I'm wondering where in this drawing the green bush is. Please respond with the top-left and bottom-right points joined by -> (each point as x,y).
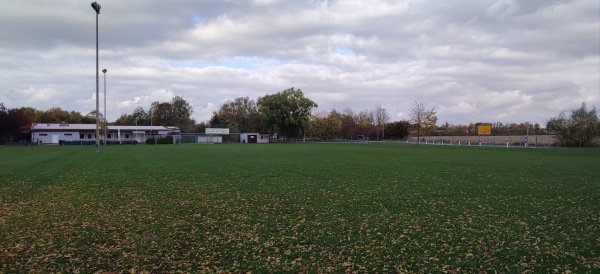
146,136 -> 173,145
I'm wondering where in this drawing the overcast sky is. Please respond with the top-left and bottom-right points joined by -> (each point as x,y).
0,0 -> 598,125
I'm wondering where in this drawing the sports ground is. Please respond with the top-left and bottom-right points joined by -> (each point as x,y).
1,143 -> 598,272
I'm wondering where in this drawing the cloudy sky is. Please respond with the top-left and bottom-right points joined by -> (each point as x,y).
0,0 -> 598,125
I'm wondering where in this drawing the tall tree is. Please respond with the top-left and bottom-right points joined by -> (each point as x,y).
216,97 -> 260,133
0,105 -> 32,144
68,111 -> 84,123
351,109 -> 377,139
374,106 -> 390,141
114,107 -> 148,125
208,111 -> 229,128
0,103 -> 7,144
19,107 -> 43,122
385,120 -> 411,140
40,107 -> 70,123
113,96 -> 194,131
329,108 -> 356,139
424,110 -> 438,135
149,96 -> 195,131
85,110 -> 104,123
548,103 -> 600,147
309,111 -> 342,140
408,101 -> 437,143
132,106 -> 150,125
153,102 -> 172,126
170,95 -> 194,131
338,108 -> 356,139
115,113 -> 133,125
355,110 -> 374,128
258,87 -> 318,137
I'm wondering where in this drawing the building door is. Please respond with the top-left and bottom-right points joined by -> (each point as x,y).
248,134 -> 257,143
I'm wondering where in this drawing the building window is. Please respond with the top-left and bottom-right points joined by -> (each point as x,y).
107,133 -> 112,139
88,134 -> 92,139
125,133 -> 129,139
80,134 -> 84,139
40,134 -> 47,136
65,133 -> 72,136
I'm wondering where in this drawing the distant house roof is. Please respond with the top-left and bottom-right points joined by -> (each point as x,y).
32,123 -> 96,130
109,125 -> 173,131
31,123 -> 179,132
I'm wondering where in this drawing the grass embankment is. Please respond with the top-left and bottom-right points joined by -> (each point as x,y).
1,144 -> 598,272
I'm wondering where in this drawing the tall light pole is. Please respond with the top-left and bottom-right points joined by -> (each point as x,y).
151,108 -> 156,145
91,2 -> 101,152
102,68 -> 107,146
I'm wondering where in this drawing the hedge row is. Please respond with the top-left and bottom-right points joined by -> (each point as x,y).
145,136 -> 173,145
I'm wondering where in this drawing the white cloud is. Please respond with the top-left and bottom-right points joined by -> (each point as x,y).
194,102 -> 220,123
18,87 -> 60,107
252,0 -> 279,6
117,89 -> 175,110
0,0 -> 597,126
485,90 -> 532,109
438,102 -> 478,117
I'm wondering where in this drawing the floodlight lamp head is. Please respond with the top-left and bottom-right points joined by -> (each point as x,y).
102,69 -> 107,73
91,2 -> 101,14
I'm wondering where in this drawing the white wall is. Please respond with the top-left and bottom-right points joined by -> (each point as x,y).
197,136 -> 222,143
257,134 -> 269,144
33,131 -> 81,144
240,133 -> 269,144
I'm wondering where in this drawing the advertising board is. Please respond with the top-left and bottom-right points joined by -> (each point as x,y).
205,128 -> 230,135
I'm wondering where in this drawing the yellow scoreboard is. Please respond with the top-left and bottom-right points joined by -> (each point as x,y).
477,123 -> 492,135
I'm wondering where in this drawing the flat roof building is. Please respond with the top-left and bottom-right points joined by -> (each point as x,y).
31,123 -> 180,144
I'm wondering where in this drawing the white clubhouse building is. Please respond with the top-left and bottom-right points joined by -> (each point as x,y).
31,123 -> 180,144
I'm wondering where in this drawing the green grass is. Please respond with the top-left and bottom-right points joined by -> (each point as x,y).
1,143 -> 599,272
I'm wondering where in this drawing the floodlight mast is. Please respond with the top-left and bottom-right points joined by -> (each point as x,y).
92,2 -> 101,152
102,68 -> 107,146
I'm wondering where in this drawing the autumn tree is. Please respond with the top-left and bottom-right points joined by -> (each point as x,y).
374,106 -> 390,141
336,108 -> 356,139
0,103 -> 32,144
258,87 -> 318,138
115,107 -> 151,126
115,113 -> 133,125
355,110 -> 374,128
385,120 -> 411,140
114,96 -> 194,131
408,101 -> 437,143
19,107 -> 43,122
68,111 -> 84,123
212,97 -> 261,133
548,103 -> 600,147
0,103 -> 8,144
39,107 -> 70,123
85,110 -> 105,123
16,106 -> 92,124
152,102 -> 173,126
309,111 -> 343,140
195,121 -> 210,133
149,96 -> 195,131
6,115 -> 26,142
169,95 -> 195,131
208,111 -> 229,128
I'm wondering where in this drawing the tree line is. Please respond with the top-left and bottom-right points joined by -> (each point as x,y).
0,103 -> 101,144
114,95 -> 195,132
1,88 -> 598,146
207,88 -> 412,141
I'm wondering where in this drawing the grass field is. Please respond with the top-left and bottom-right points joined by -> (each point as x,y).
1,143 -> 599,273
